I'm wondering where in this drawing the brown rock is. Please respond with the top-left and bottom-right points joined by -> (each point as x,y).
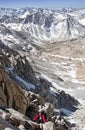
0,69 -> 28,114
10,115 -> 26,126
0,86 -> 7,106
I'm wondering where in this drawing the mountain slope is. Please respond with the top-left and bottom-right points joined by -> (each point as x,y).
0,43 -> 80,130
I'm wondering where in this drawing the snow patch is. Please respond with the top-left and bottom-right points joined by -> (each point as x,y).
50,87 -> 57,97
40,73 -> 52,82
15,76 -> 35,90
69,69 -> 76,78
77,87 -> 85,90
6,66 -> 14,71
68,118 -> 76,124
60,108 -> 73,116
40,73 -> 63,90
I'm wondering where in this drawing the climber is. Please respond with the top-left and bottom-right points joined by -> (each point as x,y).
33,111 -> 47,124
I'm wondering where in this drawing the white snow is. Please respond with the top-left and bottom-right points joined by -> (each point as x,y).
60,108 -> 73,116
6,23 -> 23,31
19,11 -> 30,18
77,87 -> 85,90
68,118 -> 76,124
79,19 -> 85,26
68,68 -> 76,79
52,82 -> 63,90
47,53 -> 85,61
40,73 -> 52,82
27,44 -> 36,53
0,7 -> 85,43
40,73 -> 64,90
50,87 -> 57,96
15,76 -> 35,90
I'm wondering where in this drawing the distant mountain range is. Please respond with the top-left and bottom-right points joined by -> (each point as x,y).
0,7 -> 85,46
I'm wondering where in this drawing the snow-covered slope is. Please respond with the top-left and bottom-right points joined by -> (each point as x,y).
0,7 -> 85,43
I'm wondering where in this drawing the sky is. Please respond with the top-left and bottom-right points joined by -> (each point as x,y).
0,0 -> 85,9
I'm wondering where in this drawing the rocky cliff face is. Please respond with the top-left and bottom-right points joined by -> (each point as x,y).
14,56 -> 37,84
0,68 -> 28,114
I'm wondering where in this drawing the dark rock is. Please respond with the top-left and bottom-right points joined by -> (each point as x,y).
57,90 -> 79,111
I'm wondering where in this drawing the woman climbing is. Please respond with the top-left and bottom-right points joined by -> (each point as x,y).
33,111 -> 47,124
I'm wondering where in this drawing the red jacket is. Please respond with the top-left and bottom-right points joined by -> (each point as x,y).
33,113 -> 47,123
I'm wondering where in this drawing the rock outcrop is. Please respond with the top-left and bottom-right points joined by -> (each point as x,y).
14,56 -> 37,84
0,108 -> 41,130
57,90 -> 79,111
0,52 -> 11,68
0,69 -> 28,114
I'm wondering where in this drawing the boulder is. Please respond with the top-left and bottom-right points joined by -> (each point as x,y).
57,90 -> 79,111
4,108 -> 40,130
0,116 -> 19,130
9,115 -> 25,127
2,112 -> 10,120
42,122 -> 56,130
18,124 -> 25,130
